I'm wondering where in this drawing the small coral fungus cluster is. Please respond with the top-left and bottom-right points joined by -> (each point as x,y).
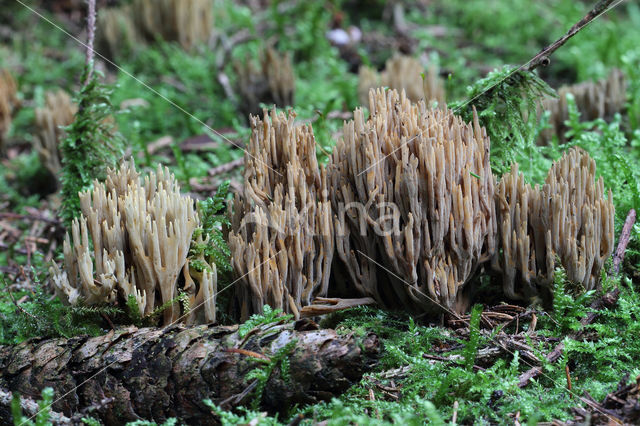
51,160 -> 215,326
96,0 -> 213,57
538,68 -> 626,143
358,54 -> 445,107
52,87 -> 616,325
34,90 -> 77,175
494,148 -> 615,303
0,69 -> 19,151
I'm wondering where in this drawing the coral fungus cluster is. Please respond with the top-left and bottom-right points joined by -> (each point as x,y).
328,88 -> 495,314
97,0 -> 213,56
539,68 -> 626,143
0,69 -> 19,151
50,160 -> 211,326
493,147 -> 615,301
229,109 -> 333,320
234,48 -> 296,121
34,90 -> 77,175
53,88 -> 616,323
358,54 -> 445,107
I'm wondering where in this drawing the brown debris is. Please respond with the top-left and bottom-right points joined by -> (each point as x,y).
357,54 -> 445,106
299,296 -> 377,317
0,69 -> 19,152
560,374 -> 640,425
50,160 -> 204,326
33,89 -> 77,175
539,68 -> 626,143
327,88 -> 495,315
234,47 -> 296,121
229,108 -> 333,321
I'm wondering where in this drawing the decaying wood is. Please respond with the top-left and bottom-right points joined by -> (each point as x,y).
0,321 -> 380,425
0,387 -> 72,425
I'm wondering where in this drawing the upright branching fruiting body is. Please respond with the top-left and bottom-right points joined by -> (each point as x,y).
357,54 -> 445,107
544,147 -> 615,289
96,6 -> 139,59
59,71 -> 123,228
539,68 -> 626,143
328,88 -> 495,315
97,0 -> 212,58
493,164 -> 554,301
0,69 -> 19,152
229,109 -> 334,321
51,160 -> 205,326
34,90 -> 77,176
234,47 -> 296,121
133,0 -> 213,49
494,147 -> 615,301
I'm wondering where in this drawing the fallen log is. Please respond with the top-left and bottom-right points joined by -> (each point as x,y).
0,320 -> 380,425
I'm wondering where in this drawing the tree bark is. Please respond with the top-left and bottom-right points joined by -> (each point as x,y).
0,320 -> 380,425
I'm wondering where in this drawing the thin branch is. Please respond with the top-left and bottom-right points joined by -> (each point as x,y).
610,209 -> 636,275
84,0 -> 97,84
525,0 -> 621,72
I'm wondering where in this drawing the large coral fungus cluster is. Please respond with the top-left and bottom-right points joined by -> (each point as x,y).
539,68 -> 626,143
0,69 -> 19,151
50,160 -> 216,326
494,147 -> 615,302
229,108 -> 333,321
327,88 -> 496,314
34,90 -> 77,175
357,54 -> 445,107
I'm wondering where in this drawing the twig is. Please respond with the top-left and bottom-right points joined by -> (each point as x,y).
299,297 -> 377,317
84,0 -> 97,84
208,158 -> 244,177
610,209 -> 636,275
565,364 -> 572,391
8,285 -> 38,321
525,0 -> 621,72
0,212 -> 60,225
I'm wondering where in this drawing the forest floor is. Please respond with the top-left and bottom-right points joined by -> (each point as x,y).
1,0 -> 640,424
